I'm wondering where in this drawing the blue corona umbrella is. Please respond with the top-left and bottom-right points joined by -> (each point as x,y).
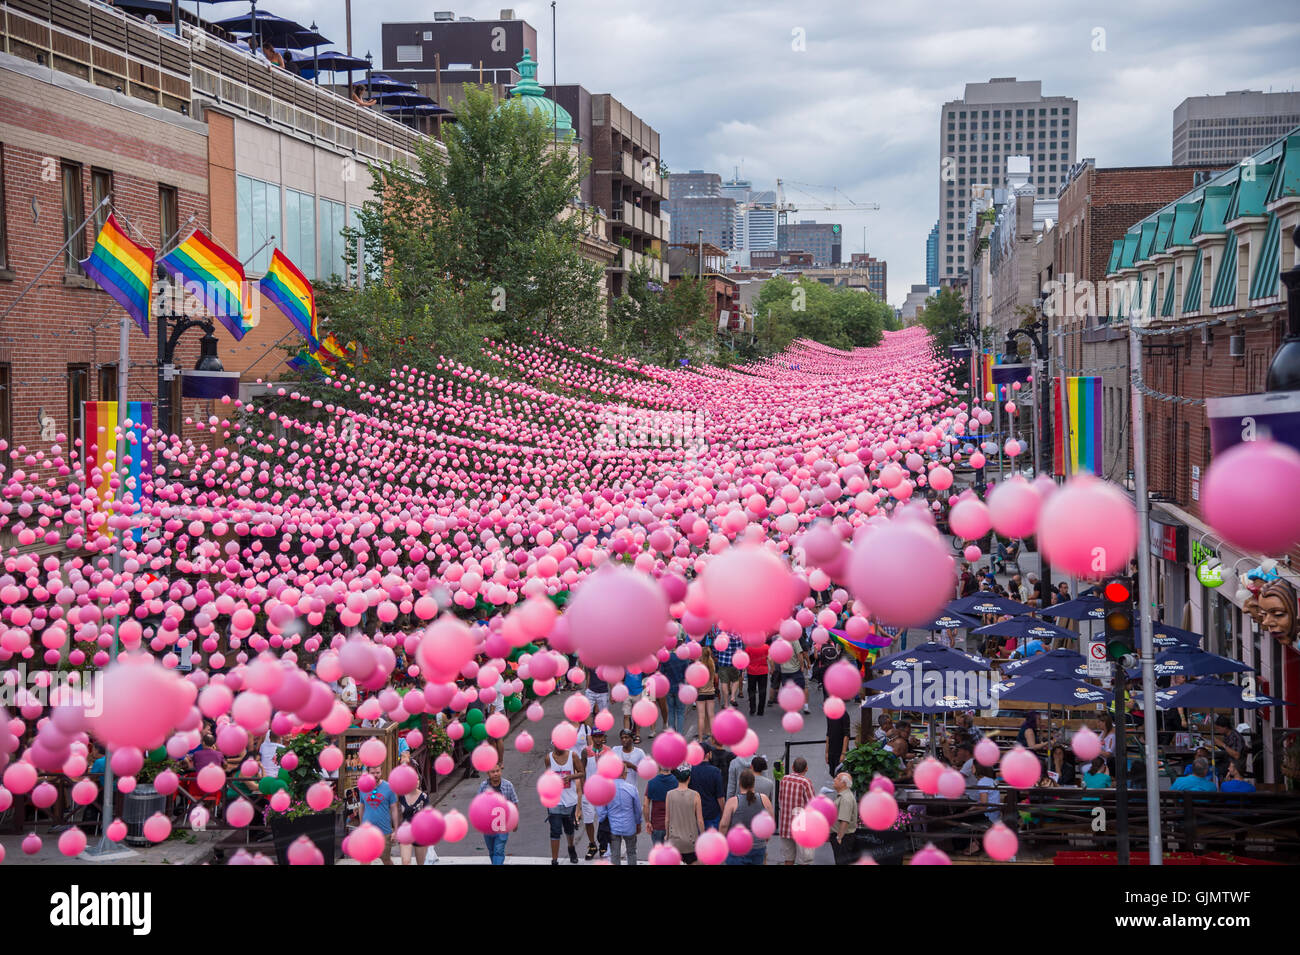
1125,644 -> 1252,680
920,611 -> 982,632
872,642 -> 990,674
1147,675 -> 1284,711
993,671 -> 1112,706
999,647 -> 1087,678
949,594 -> 1034,617
974,615 -> 1075,642
1048,595 -> 1105,621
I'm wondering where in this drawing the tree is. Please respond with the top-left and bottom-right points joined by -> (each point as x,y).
916,285 -> 969,353
750,275 -> 887,354
607,264 -> 715,367
316,85 -> 606,377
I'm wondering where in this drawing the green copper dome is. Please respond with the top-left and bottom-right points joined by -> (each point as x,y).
507,48 -> 574,140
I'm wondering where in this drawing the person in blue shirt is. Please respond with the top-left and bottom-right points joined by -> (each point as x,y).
1171,757 -> 1218,793
358,777 -> 400,865
597,776 -> 643,865
644,763 -> 677,844
689,743 -> 726,829
661,641 -> 689,735
1220,761 -> 1256,794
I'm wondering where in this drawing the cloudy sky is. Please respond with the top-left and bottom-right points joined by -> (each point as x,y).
262,0 -> 1299,306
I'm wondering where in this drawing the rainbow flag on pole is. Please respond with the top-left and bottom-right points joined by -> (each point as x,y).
79,214 -> 155,336
260,249 -> 318,348
980,350 -> 994,400
1053,376 -> 1103,474
82,400 -> 153,540
159,229 -> 251,340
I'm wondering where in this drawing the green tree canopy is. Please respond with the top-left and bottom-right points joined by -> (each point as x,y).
916,285 -> 970,353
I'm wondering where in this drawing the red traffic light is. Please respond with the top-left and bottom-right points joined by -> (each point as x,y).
1104,581 -> 1130,603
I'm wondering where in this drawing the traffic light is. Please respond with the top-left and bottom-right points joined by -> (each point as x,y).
1103,577 -> 1136,661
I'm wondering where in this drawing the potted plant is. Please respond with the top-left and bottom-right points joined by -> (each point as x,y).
266,730 -> 344,865
840,741 -> 908,864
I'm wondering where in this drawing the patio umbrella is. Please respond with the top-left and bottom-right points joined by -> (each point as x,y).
860,686 -> 984,755
949,594 -> 1034,617
974,615 -> 1075,642
1124,644 -> 1252,680
1048,595 -> 1105,620
363,74 -> 419,94
215,9 -> 307,49
1148,623 -> 1204,649
872,642 -> 991,674
993,671 -> 1112,706
919,610 -> 982,632
999,648 -> 1086,678
310,50 -> 371,72
867,643 -> 990,755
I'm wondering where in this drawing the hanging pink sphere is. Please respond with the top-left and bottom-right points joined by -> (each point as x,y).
471,743 -> 499,773
822,660 -> 861,699
913,756 -> 944,795
411,808 -> 446,845
726,824 -> 753,857
937,768 -> 967,798
950,498 -> 991,540
711,708 -> 748,746
416,617 -> 476,684
987,476 -> 1041,539
269,790 -> 291,813
974,737 -> 1000,766
307,781 -> 335,811
869,773 -> 895,795
928,466 -> 953,491
389,763 -> 419,795
695,829 -> 729,864
700,546 -> 794,637
537,771 -> 564,808
584,774 -> 616,806
969,451 -> 986,469
345,823 -> 385,863
288,835 -> 325,865
648,844 -> 682,866
1202,440 -> 1300,554
563,693 -> 592,724
58,826 -> 87,857
1071,726 -> 1101,761
468,790 -> 511,833
652,732 -> 687,768
434,753 -> 455,776
963,545 -> 982,562
564,566 -> 669,667
750,810 -> 776,840
847,521 -> 953,628
860,790 -> 899,830
807,794 -> 837,827
107,819 -> 127,842
22,833 -> 42,855
791,807 -> 829,848
142,812 -> 172,843
910,842 -> 952,865
782,711 -> 804,733
443,809 -> 469,843
1037,475 -> 1137,577
983,821 -> 1018,860
1001,746 -> 1041,788
226,799 -> 255,828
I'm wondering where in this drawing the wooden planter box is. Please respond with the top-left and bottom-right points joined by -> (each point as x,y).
270,810 -> 341,866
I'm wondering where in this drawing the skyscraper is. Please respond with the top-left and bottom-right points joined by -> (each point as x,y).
939,78 -> 1077,282
747,190 -> 778,256
1172,91 -> 1300,165
720,176 -> 751,265
777,221 -> 842,266
668,171 -> 736,249
925,221 -> 939,288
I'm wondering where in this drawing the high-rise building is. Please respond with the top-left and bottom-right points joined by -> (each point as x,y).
849,254 -> 888,301
1172,91 -> 1300,165
777,221 -> 842,266
381,12 -> 535,111
720,176 -> 751,266
939,78 -> 1077,282
668,172 -> 736,250
747,190 -> 778,255
926,221 -> 939,287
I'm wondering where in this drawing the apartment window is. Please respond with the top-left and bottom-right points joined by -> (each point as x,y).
91,168 -> 113,238
1062,107 -> 1069,115
68,364 -> 90,446
0,365 -> 10,449
98,362 -> 117,403
0,145 -> 8,271
237,175 -> 279,274
285,189 -> 317,280
158,184 -> 179,251
319,198 -> 347,282
62,161 -> 86,274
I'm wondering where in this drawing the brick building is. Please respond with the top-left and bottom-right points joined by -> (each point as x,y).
1103,130 -> 1300,780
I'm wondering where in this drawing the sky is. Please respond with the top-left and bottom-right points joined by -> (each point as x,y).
243,0 -> 1299,307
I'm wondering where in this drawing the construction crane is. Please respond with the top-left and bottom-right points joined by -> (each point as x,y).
772,179 -> 880,250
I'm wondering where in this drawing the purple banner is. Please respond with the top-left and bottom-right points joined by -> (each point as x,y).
1206,392 -> 1300,457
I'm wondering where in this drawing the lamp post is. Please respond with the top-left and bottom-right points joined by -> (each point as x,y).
1004,307 -> 1053,606
156,313 -> 223,437
1266,224 -> 1300,392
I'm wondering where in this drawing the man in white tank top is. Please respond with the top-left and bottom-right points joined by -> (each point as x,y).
547,739 -> 583,865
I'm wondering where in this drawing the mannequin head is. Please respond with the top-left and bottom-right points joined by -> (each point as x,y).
1258,579 -> 1298,648
1244,588 -> 1264,626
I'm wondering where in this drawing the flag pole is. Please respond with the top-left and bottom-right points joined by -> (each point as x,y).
0,195 -> 111,324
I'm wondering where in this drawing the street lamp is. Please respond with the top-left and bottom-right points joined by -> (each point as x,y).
156,313 -> 223,437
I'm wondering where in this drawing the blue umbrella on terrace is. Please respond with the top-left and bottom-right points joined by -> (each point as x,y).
999,648 -> 1087,678
949,594 -> 1034,617
993,671 -> 1112,706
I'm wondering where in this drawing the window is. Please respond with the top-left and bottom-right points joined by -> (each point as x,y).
98,362 -> 117,403
158,184 -> 179,251
237,175 -> 279,274
62,161 -> 86,274
395,44 -> 422,63
319,198 -> 347,282
0,364 -> 10,450
0,145 -> 8,270
284,189 -> 317,280
91,168 -> 113,238
68,364 -> 90,447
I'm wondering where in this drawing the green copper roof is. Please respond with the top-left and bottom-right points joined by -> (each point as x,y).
1136,220 -> 1158,262
1119,232 -> 1140,269
1226,160 -> 1277,221
1148,273 -> 1159,317
1183,248 -> 1204,313
1106,240 -> 1123,275
1168,202 -> 1201,247
1210,231 -> 1239,308
1192,185 -> 1235,237
507,48 -> 574,140
1161,268 -> 1176,317
1153,212 -> 1175,254
1266,134 -> 1300,204
1250,213 -> 1281,300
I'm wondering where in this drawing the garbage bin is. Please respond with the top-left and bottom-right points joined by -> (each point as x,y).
123,783 -> 166,846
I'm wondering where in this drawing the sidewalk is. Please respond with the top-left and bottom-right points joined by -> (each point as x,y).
0,827 -> 227,865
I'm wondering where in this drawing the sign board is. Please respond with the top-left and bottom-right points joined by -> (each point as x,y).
1087,640 -> 1108,678
1148,516 -> 1187,563
1206,391 -> 1300,457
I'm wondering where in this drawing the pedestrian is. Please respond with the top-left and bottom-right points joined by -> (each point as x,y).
357,771 -> 400,865
644,761 -> 676,844
396,751 -> 430,866
689,741 -> 726,829
546,737 -> 582,865
746,639 -> 770,716
477,763 -> 518,865
258,731 -> 283,777
582,728 -> 613,860
696,646 -> 718,742
622,668 -> 644,741
597,775 -> 643,865
714,631 -> 741,709
617,728 -> 645,782
666,766 -> 704,864
726,750 -> 755,801
826,704 -> 851,776
830,772 -> 860,865
775,756 -> 815,865
662,640 -> 689,735
749,755 -> 776,808
584,665 -> 610,729
720,769 -> 774,865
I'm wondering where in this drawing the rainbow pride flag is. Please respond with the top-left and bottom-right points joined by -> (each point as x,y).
159,229 -> 250,340
1053,376 -> 1103,474
980,350 -> 994,399
260,249 -> 318,348
123,401 -> 152,540
79,214 -> 155,336
82,401 -> 153,540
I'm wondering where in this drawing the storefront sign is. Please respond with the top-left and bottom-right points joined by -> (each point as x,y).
1197,561 -> 1224,588
1149,517 -> 1187,563
1206,391 -> 1300,457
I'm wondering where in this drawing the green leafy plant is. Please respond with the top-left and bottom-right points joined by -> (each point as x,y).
265,731 -> 343,822
841,741 -> 901,797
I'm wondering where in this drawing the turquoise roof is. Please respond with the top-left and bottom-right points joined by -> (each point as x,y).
1266,134 -> 1300,204
1136,219 -> 1158,262
1192,185 -> 1235,238
1249,213 -> 1281,300
1119,232 -> 1140,269
1226,160 -> 1277,221
1168,202 -> 1201,247
1152,212 -> 1174,254
507,48 -> 574,140
1183,248 -> 1204,313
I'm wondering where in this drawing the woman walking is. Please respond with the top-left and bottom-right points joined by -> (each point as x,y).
665,766 -> 704,864
720,769 -> 773,865
695,647 -> 718,743
395,751 -> 430,865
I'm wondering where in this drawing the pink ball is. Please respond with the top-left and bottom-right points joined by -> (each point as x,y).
584,774 -> 616,806
551,722 -> 578,750
58,826 -> 88,856
751,810 -> 776,840
106,818 -> 127,842
652,732 -> 687,768
860,790 -> 899,830
1037,475 -> 1137,577
974,737 -> 1000,766
515,731 -> 535,753
847,521 -> 953,627
649,844 -> 682,866
598,751 -> 625,780
808,794 -> 837,827
434,753 -> 455,776
471,743 -> 499,772
346,822 -> 386,863
443,809 -> 468,842
411,808 -> 446,845
726,824 -> 753,856
416,617 -> 476,683
913,757 -> 944,795
565,566 -> 669,667
307,781 -> 335,811
288,835 -> 325,865
142,812 -> 172,843
963,545 -> 982,563
468,790 -> 511,834
781,711 -> 804,733
1202,440 -> 1300,554
695,829 -> 729,865
594,709 -> 617,732
701,546 -> 794,636
563,693 -> 591,723
226,798 -> 255,827
869,773 -> 895,795
937,768 -> 967,799
1001,745 -> 1041,788
388,763 -> 419,795
22,833 -> 42,855
928,466 -> 954,491
910,842 -> 952,865
987,476 -> 1041,539
1071,726 -> 1101,762
711,708 -> 748,746
537,771 -> 563,807
949,498 -> 991,540
632,698 -> 659,727
822,660 -> 861,699
983,821 -> 1018,860
791,807 -> 829,848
